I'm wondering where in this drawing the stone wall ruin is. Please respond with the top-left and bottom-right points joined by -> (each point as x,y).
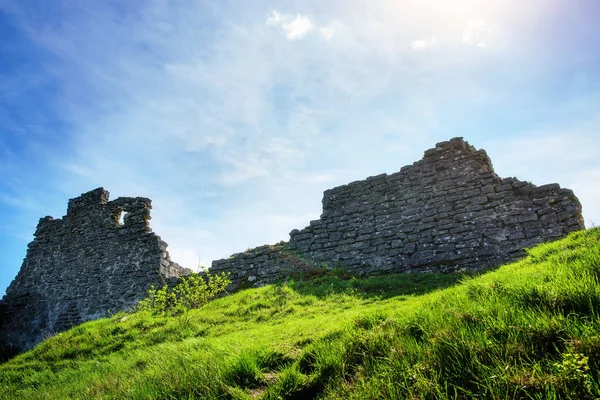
0,137 -> 585,359
211,137 -> 584,288
0,188 -> 191,358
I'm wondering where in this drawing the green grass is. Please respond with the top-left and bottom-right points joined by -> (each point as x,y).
2,228 -> 600,399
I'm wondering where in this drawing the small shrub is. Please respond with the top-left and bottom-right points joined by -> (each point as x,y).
173,272 -> 231,310
136,285 -> 176,314
137,272 -> 231,314
553,352 -> 593,397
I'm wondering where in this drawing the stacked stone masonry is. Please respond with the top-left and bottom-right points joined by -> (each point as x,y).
0,188 -> 191,358
0,137 -> 585,360
211,138 -> 584,289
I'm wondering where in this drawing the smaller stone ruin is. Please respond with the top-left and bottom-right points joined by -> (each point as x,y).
0,188 -> 191,358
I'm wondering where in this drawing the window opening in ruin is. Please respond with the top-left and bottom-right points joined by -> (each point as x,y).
113,208 -> 128,226
119,211 -> 128,226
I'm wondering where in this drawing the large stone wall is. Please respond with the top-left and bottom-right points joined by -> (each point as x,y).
211,138 -> 584,288
0,188 -> 191,358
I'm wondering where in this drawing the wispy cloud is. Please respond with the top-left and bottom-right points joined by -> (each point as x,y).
410,37 -> 436,50
266,11 -> 314,40
319,20 -> 343,41
462,17 -> 489,47
266,10 -> 344,42
0,0 -> 598,295
0,194 -> 40,210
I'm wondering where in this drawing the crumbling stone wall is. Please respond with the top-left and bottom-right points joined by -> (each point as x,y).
0,138 -> 586,359
0,188 -> 191,358
211,138 -> 584,289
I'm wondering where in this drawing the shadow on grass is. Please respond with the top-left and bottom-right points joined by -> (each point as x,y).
281,270 -> 473,300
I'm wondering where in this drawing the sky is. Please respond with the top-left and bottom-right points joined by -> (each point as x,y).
1,0 -> 599,296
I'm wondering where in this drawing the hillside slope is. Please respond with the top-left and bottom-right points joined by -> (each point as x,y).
1,228 -> 600,399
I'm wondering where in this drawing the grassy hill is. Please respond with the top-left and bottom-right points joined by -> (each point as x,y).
1,228 -> 600,399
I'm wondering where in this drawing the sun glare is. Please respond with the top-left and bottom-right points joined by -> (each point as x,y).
418,0 -> 484,10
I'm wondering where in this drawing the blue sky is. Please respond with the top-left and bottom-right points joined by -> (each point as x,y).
1,0 -> 599,295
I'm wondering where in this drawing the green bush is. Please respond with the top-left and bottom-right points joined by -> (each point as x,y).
137,272 -> 231,314
136,285 -> 176,313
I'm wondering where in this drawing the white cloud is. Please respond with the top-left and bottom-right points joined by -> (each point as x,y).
220,160 -> 270,186
463,17 -> 488,47
319,27 -> 334,41
266,10 -> 284,26
265,11 -> 341,42
410,37 -> 436,50
266,10 -> 314,40
285,15 -> 314,40
319,20 -> 343,41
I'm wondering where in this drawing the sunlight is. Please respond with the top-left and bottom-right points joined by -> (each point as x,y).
407,0 -> 512,20
414,0 -> 485,11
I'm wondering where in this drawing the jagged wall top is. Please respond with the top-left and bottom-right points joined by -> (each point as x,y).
321,137 -> 493,212
211,137 -> 584,288
0,188 -> 190,358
